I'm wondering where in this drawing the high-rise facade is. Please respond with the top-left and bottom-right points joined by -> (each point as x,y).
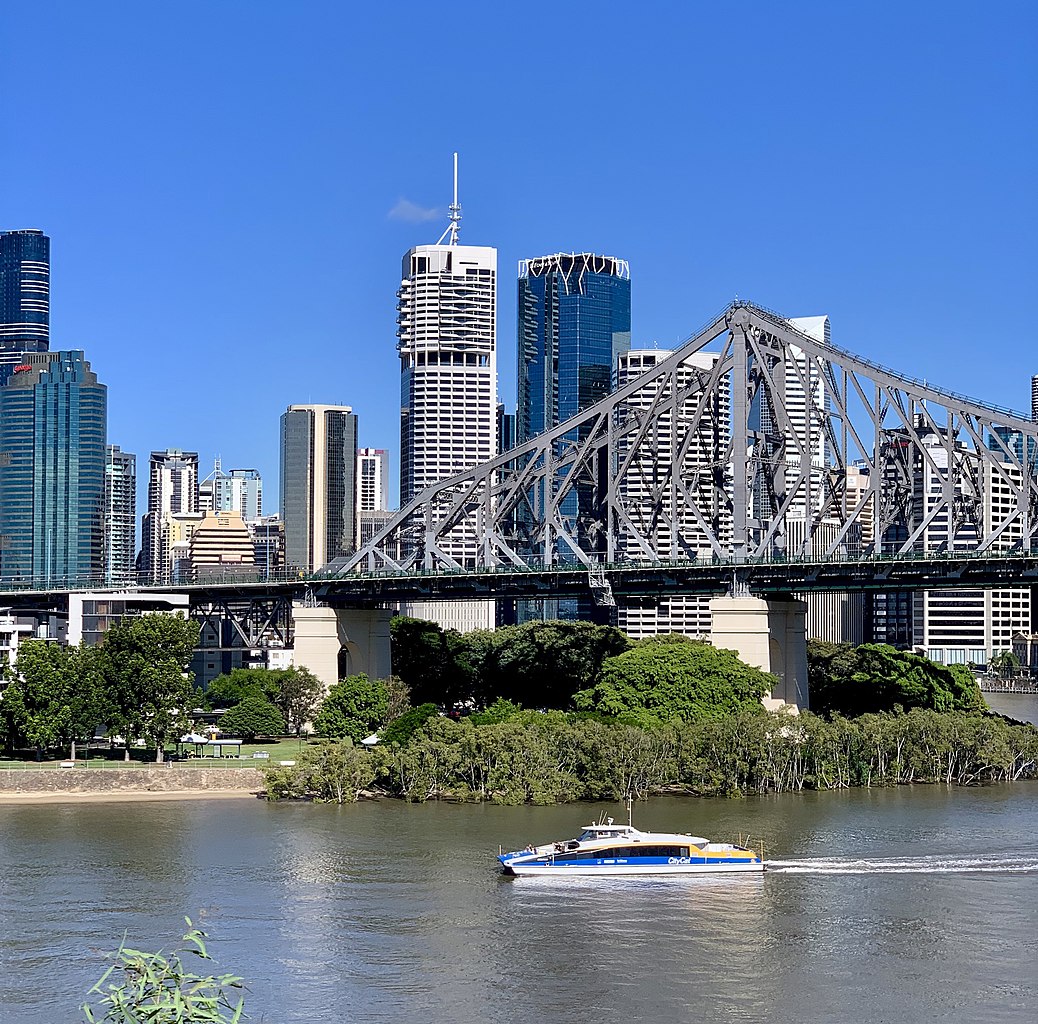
140,449 -> 199,584
217,468 -> 262,521
0,229 -> 50,359
396,176 -> 497,631
616,349 -> 730,638
357,448 -> 389,514
280,404 -> 357,572
516,252 -> 630,620
103,445 -> 136,586
0,352 -> 106,585
517,253 -> 631,443
1032,374 -> 1037,422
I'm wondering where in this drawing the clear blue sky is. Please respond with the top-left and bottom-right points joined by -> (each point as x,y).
2,1 -> 1035,512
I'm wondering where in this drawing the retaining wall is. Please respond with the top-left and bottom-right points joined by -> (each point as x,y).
0,766 -> 265,796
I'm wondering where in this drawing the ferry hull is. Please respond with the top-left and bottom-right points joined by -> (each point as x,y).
503,860 -> 764,877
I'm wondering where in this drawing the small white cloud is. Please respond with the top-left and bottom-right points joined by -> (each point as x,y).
388,198 -> 442,223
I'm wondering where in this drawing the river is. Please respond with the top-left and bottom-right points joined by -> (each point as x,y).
2,782 -> 1037,1024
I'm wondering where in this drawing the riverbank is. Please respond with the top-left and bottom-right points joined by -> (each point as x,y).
0,766 -> 265,801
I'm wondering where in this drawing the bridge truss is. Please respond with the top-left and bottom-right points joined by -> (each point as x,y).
334,302 -> 1038,582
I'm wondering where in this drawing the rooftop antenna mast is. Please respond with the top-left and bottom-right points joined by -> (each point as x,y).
437,152 -> 462,246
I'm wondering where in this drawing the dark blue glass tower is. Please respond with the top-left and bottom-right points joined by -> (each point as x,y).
516,253 -> 631,619
0,229 -> 50,353
0,351 -> 107,585
518,253 -> 631,443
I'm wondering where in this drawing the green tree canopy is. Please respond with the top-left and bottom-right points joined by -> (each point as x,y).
204,668 -> 279,709
205,667 -> 326,736
98,614 -> 200,762
314,674 -> 389,742
573,637 -> 772,726
2,640 -> 104,758
480,620 -> 632,709
218,696 -> 285,742
381,702 -> 440,745
808,640 -> 984,717
390,617 -> 457,705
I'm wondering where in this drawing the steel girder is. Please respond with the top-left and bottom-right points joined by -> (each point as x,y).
333,302 -> 1038,576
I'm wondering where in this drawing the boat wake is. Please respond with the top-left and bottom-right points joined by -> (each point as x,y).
765,855 -> 1038,875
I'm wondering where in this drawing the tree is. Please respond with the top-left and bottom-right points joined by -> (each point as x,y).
82,917 -> 245,1023
573,637 -> 772,726
808,641 -> 986,718
989,650 -> 1020,680
481,620 -> 631,709
2,640 -> 104,759
389,616 -> 456,705
218,696 -> 285,741
272,666 -> 325,736
203,668 -> 279,709
381,702 -> 439,745
98,614 -> 200,762
314,674 -> 389,742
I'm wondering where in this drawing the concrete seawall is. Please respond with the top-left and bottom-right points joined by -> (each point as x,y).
0,766 -> 266,797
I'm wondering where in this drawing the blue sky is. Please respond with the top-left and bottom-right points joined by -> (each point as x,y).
2,1 -> 1035,512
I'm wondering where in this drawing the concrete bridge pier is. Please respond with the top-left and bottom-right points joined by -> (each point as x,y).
709,595 -> 809,710
291,604 -> 393,692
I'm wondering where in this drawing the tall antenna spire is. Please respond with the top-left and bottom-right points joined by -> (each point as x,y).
437,152 -> 462,246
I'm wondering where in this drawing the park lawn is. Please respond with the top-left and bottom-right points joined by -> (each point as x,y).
0,736 -> 310,769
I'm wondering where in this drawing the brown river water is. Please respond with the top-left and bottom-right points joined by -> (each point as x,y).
2,774 -> 1037,1024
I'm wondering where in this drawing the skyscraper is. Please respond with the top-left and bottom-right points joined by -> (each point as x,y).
0,351 -> 106,585
140,449 -> 199,585
396,156 -> 497,631
616,349 -> 730,638
516,252 -> 630,619
104,445 -> 137,586
0,229 -> 50,359
218,469 -> 263,521
1032,374 -> 1037,422
356,448 -> 389,516
280,404 -> 357,572
517,252 -> 631,443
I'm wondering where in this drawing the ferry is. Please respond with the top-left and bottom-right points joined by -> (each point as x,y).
498,816 -> 765,877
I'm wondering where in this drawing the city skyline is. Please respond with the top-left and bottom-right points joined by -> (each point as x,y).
1,4 -> 1035,513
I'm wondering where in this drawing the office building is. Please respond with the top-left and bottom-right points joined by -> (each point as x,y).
140,450 -> 199,585
516,252 -> 631,620
103,445 -> 136,587
396,160 -> 497,630
1032,374 -> 1038,422
218,468 -> 262,520
356,448 -> 389,521
280,404 -> 357,572
615,350 -> 730,639
0,229 -> 50,359
871,425 -> 1030,662
0,352 -> 106,586
249,515 -> 285,575
188,510 -> 256,579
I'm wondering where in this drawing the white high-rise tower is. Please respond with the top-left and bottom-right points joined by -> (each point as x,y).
397,155 -> 497,631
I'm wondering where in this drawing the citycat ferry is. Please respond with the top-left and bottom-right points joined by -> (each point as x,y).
498,816 -> 765,877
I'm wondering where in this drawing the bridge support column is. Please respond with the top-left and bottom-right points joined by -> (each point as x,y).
709,596 -> 809,709
291,604 -> 393,691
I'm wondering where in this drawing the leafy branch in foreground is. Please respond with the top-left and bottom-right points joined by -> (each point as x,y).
82,918 -> 246,1023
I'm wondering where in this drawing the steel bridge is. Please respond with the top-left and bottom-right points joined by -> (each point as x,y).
327,301 -> 1038,595
1,301 -> 1036,679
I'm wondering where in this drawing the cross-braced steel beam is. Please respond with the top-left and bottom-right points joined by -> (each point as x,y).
331,301 -> 1038,578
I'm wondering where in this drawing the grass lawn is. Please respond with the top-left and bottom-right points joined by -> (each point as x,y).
0,736 -> 313,769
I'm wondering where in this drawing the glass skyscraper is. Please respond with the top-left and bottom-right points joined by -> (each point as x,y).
0,351 -> 106,586
280,404 -> 357,572
516,252 -> 630,620
517,252 -> 631,443
0,229 -> 50,357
